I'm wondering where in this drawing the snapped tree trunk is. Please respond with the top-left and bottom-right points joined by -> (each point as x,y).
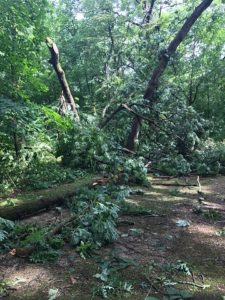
58,91 -> 67,116
46,37 -> 80,122
125,0 -> 213,152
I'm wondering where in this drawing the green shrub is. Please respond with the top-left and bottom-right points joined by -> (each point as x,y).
157,154 -> 191,176
56,120 -> 109,170
191,140 -> 225,175
106,156 -> 148,185
0,218 -> 15,246
69,187 -> 120,247
57,119 -> 148,185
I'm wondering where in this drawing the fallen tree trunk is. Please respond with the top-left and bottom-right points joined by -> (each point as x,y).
0,178 -> 97,220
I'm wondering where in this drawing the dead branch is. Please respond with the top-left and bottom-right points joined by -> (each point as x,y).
153,182 -> 197,187
176,281 -> 210,289
46,37 -> 80,122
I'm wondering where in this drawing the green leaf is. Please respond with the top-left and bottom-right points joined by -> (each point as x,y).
176,220 -> 191,227
48,288 -> 59,300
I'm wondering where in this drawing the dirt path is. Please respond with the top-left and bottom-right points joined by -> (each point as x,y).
1,176 -> 225,299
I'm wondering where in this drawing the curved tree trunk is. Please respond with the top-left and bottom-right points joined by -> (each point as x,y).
126,0 -> 214,152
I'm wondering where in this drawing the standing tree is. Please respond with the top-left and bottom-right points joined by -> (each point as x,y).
126,0 -> 214,152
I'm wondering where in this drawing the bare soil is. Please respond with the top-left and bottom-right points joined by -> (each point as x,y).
1,175 -> 225,299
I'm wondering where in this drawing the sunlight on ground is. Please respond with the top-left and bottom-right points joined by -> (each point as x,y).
6,265 -> 52,287
0,198 -> 21,207
189,223 -> 217,236
125,198 -> 140,205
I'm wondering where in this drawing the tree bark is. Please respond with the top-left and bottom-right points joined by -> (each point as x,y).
46,37 -> 80,122
58,91 -> 67,116
126,0 -> 213,152
125,116 -> 141,152
0,178 -> 97,220
143,0 -> 156,24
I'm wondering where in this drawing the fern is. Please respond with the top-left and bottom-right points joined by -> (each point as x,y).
0,218 -> 15,246
0,230 -> 7,242
0,217 -> 14,229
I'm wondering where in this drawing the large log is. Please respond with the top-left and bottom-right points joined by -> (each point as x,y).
0,177 -> 97,220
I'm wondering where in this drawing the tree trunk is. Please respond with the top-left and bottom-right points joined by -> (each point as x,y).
126,0 -> 213,152
0,178 -> 97,220
58,91 -> 67,116
143,0 -> 156,24
125,116 -> 141,152
46,37 -> 80,122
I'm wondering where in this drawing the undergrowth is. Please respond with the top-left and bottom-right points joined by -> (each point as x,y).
92,255 -> 136,299
0,184 -> 138,263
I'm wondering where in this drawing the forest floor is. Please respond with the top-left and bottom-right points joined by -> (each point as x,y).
1,175 -> 225,300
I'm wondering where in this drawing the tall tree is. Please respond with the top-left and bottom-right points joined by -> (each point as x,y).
126,0 -> 214,152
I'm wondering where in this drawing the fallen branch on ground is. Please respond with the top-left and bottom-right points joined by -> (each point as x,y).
153,182 -> 197,187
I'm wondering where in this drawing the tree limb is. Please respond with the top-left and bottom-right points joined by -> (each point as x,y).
144,0 -> 213,101
143,0 -> 156,24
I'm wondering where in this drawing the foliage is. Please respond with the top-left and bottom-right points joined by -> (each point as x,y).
56,119 -> 109,170
57,119 -> 149,184
144,260 -> 195,299
203,209 -> 223,221
48,288 -> 59,300
92,259 -> 133,299
0,280 -> 12,297
150,137 -> 225,177
216,228 -> 225,236
30,249 -> 63,263
0,221 -> 63,262
191,140 -> 225,175
0,1 -> 224,298
158,155 -> 191,176
68,186 -> 121,252
108,157 -> 149,185
0,184 -> 131,261
0,0 -> 53,101
0,0 -> 225,191
19,161 -> 80,190
0,98 -> 81,191
0,217 -> 15,244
